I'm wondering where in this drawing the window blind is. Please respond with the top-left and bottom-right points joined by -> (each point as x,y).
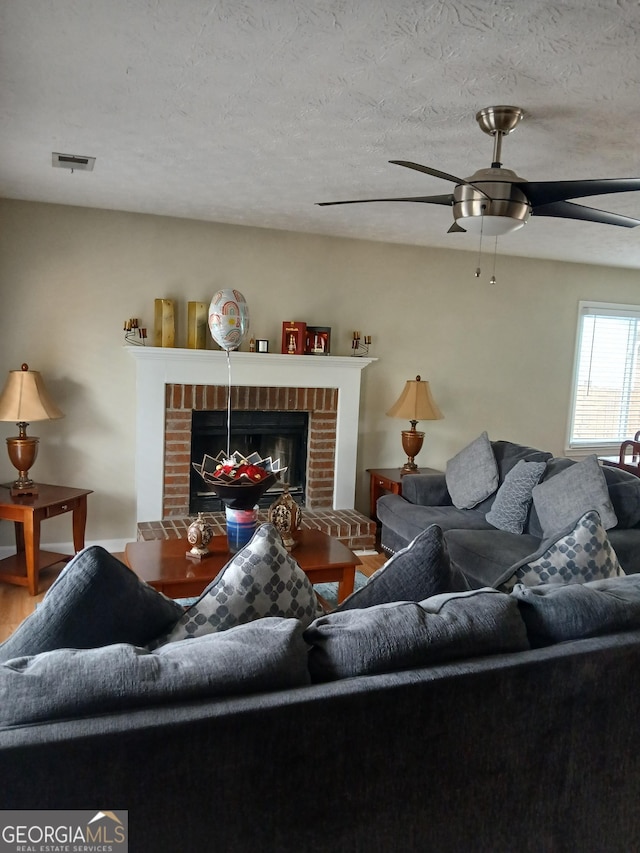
569,302 -> 640,446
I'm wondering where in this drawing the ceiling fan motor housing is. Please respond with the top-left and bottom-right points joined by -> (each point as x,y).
453,167 -> 531,234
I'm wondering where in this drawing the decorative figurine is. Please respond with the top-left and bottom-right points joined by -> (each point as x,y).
268,486 -> 302,551
186,512 -> 214,560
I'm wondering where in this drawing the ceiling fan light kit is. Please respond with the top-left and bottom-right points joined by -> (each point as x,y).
318,105 -> 640,241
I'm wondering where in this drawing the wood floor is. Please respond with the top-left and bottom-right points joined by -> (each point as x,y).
0,550 -> 386,643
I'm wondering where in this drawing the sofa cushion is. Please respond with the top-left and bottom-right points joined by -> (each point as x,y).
153,523 -> 322,645
511,574 -> 640,647
497,510 -> 624,592
445,529 -> 541,589
532,454 -> 617,538
445,431 -> 499,510
0,546 -> 184,664
474,441 -> 553,515
305,588 -> 529,682
0,618 -> 310,727
485,459 -> 547,534
337,525 -> 466,611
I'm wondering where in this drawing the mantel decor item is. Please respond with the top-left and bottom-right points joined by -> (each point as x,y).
0,364 -> 65,496
187,302 -> 208,349
386,375 -> 443,474
352,331 -> 372,356
305,327 -> 331,355
192,450 -> 287,552
268,485 -> 302,550
281,321 -> 307,355
154,299 -> 175,347
186,512 -> 214,560
123,318 -> 147,345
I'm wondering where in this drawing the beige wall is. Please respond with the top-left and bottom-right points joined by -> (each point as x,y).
1,198 -> 640,549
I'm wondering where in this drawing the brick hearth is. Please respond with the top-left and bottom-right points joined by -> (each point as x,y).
137,507 -> 376,551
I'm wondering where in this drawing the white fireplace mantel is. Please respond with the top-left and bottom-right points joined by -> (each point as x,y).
127,346 -> 375,521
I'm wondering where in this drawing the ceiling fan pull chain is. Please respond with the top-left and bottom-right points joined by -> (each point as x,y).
490,236 -> 498,285
474,206 -> 487,277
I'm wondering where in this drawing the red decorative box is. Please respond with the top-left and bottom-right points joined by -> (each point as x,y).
281,321 -> 307,355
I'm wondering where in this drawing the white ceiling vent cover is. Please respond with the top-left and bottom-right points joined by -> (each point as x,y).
52,152 -> 96,171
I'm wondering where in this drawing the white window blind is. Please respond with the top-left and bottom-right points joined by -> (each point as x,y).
569,301 -> 640,447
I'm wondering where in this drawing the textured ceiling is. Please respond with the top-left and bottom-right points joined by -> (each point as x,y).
3,0 -> 640,268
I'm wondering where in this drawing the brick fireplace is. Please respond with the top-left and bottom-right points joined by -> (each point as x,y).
127,347 -> 376,549
164,383 -> 338,517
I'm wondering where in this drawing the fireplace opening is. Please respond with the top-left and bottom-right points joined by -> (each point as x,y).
189,410 -> 309,513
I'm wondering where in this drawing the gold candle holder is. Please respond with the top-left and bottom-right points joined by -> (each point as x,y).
187,302 -> 208,349
154,299 -> 175,347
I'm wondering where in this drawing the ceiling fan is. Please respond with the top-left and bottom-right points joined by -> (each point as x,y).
317,105 -> 640,236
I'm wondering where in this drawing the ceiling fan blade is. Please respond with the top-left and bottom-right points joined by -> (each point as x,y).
532,200 -> 640,228
447,221 -> 467,233
316,194 -> 454,207
389,160 -> 465,185
519,178 -> 640,207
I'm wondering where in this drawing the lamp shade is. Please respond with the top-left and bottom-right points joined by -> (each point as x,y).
0,364 -> 64,423
386,375 -> 443,422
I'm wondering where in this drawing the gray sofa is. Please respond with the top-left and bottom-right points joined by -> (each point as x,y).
377,438 -> 640,587
3,572 -> 640,852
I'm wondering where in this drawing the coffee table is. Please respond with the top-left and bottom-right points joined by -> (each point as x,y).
124,528 -> 361,602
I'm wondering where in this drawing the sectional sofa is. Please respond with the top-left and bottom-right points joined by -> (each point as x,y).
377,435 -> 640,587
2,530 -> 640,851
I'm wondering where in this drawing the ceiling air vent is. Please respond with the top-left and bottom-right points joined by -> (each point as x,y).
52,152 -> 96,171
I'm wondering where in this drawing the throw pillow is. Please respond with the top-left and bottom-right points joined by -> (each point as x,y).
0,618 -> 310,727
0,546 -> 184,664
485,459 -> 547,534
305,588 -> 529,682
496,510 -> 625,593
511,573 -> 640,647
531,454 -> 617,539
336,524 -> 467,612
445,431 -> 499,510
154,523 -> 322,645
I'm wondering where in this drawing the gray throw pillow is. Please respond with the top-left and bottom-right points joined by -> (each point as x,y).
497,510 -> 625,593
531,454 -> 617,539
445,431 -> 499,510
511,574 -> 640,647
154,523 -> 322,645
0,546 -> 184,664
336,524 -> 467,611
485,460 -> 547,534
0,618 -> 309,727
305,588 -> 529,682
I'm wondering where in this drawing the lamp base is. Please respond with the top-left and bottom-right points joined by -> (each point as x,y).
400,427 -> 425,476
400,461 -> 419,475
10,481 -> 39,497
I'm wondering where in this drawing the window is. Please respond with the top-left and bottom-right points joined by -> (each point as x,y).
568,301 -> 640,448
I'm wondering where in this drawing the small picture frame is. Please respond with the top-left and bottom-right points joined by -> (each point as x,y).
305,326 -> 331,355
281,321 -> 307,355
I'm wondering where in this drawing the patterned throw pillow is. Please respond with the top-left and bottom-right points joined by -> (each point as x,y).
445,431 -> 499,509
485,459 -> 547,534
498,510 -> 625,592
154,524 -> 322,645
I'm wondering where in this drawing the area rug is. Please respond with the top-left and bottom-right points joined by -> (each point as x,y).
314,570 -> 369,608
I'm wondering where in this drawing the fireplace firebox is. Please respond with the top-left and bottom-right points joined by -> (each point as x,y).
190,410 -> 308,513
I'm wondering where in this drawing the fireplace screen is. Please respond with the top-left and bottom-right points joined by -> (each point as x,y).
190,409 -> 308,513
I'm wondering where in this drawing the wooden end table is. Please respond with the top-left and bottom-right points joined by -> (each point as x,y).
125,528 -> 362,602
0,483 -> 93,595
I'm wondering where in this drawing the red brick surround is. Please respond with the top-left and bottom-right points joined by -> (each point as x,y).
163,384 -> 338,518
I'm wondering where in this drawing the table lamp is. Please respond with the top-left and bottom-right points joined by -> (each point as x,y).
0,364 -> 64,496
386,375 -> 443,474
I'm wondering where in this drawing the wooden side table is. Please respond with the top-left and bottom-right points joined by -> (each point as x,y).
0,483 -> 93,595
366,467 -> 442,520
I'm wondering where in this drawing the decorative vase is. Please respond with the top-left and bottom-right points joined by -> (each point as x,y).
268,486 -> 302,550
225,505 -> 260,553
186,512 -> 213,560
